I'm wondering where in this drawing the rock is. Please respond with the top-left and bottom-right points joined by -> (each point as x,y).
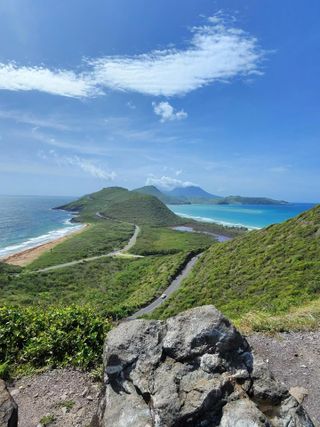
0,379 -> 18,427
95,305 -> 314,427
290,386 -> 309,404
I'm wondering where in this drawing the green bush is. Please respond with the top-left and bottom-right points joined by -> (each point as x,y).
0,306 -> 111,371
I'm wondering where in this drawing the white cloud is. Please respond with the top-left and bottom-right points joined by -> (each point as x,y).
175,169 -> 182,176
152,101 -> 187,122
41,150 -> 116,180
89,15 -> 263,96
0,15 -> 264,98
146,175 -> 194,190
0,62 -> 97,98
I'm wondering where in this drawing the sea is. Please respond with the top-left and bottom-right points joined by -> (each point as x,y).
0,196 -> 316,258
168,203 -> 316,230
0,195 -> 83,258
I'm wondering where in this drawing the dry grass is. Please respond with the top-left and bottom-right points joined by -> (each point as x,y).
236,298 -> 320,334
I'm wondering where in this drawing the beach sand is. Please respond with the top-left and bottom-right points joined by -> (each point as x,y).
1,224 -> 89,267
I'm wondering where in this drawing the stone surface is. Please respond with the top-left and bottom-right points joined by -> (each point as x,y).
0,379 -> 18,427
95,306 -> 314,427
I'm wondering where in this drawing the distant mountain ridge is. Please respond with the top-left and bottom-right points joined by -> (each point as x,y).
212,195 -> 288,205
164,185 -> 220,200
134,185 -> 287,206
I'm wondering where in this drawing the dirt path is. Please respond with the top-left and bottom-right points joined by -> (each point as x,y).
247,331 -> 320,426
8,369 -> 100,427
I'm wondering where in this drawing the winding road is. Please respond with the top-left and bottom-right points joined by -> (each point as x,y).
31,211 -> 204,317
33,224 -> 142,273
128,253 -> 202,319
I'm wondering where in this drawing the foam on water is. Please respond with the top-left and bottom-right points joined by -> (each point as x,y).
0,223 -> 84,258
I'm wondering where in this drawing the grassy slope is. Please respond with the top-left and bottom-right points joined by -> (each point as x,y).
27,220 -> 134,270
132,226 -> 214,255
59,186 -> 181,226
151,205 -> 320,329
0,253 -> 190,317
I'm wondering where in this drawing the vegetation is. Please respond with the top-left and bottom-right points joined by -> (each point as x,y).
0,253 -> 191,317
132,226 -> 214,255
151,205 -> 320,328
212,195 -> 288,205
133,185 -> 189,205
0,306 -> 111,373
27,220 -> 133,270
134,184 -> 221,205
58,186 -> 181,226
39,414 -> 56,426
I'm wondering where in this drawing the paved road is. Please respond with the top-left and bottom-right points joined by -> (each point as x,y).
128,253 -> 202,319
33,224 -> 141,273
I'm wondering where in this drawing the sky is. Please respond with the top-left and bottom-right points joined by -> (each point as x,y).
0,0 -> 319,202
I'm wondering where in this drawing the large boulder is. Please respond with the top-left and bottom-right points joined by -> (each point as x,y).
0,380 -> 17,427
95,306 -> 314,427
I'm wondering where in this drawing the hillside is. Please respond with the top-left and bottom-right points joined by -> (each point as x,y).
213,195 -> 288,205
165,185 -> 219,199
133,185 -> 189,205
152,204 -> 320,326
57,187 -> 181,226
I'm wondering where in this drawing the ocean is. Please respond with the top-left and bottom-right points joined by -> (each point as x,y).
168,203 -> 316,229
0,195 -> 83,258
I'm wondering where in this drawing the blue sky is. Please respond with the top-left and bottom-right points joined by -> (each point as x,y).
0,0 -> 319,202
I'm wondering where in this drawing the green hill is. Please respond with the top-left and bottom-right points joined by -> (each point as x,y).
57,186 -> 181,226
133,185 -> 189,205
213,195 -> 288,205
152,204 -> 320,328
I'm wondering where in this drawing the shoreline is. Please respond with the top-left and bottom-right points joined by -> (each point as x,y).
174,212 -> 260,230
1,224 -> 89,267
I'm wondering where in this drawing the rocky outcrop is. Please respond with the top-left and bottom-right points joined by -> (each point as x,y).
0,380 -> 17,427
95,306 -> 314,427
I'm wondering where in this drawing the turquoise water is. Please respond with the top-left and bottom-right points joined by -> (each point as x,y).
168,203 -> 316,229
0,195 -> 83,258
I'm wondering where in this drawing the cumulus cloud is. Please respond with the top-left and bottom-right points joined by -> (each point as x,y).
41,150 -> 116,180
152,101 -> 187,122
146,175 -> 195,190
0,15 -> 264,98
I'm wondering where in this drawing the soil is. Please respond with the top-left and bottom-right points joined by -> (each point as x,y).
8,368 -> 100,427
247,331 -> 320,426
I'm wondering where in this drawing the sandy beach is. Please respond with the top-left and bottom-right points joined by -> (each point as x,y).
1,224 -> 89,267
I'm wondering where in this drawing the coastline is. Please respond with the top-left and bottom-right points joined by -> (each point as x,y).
174,212 -> 261,230
1,223 -> 89,267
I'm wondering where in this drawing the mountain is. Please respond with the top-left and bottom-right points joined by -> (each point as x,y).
57,187 -> 181,226
153,204 -> 320,322
165,185 -> 220,200
133,185 -> 189,205
212,195 -> 288,205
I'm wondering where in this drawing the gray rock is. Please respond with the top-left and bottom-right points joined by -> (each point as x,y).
0,379 -> 18,427
95,306 -> 314,427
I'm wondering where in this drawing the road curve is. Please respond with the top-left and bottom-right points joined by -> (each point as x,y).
33,224 -> 141,273
127,253 -> 202,319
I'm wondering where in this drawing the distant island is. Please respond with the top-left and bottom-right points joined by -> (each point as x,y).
134,185 -> 288,205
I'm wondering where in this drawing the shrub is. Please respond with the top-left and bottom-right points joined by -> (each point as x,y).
0,306 -> 111,371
